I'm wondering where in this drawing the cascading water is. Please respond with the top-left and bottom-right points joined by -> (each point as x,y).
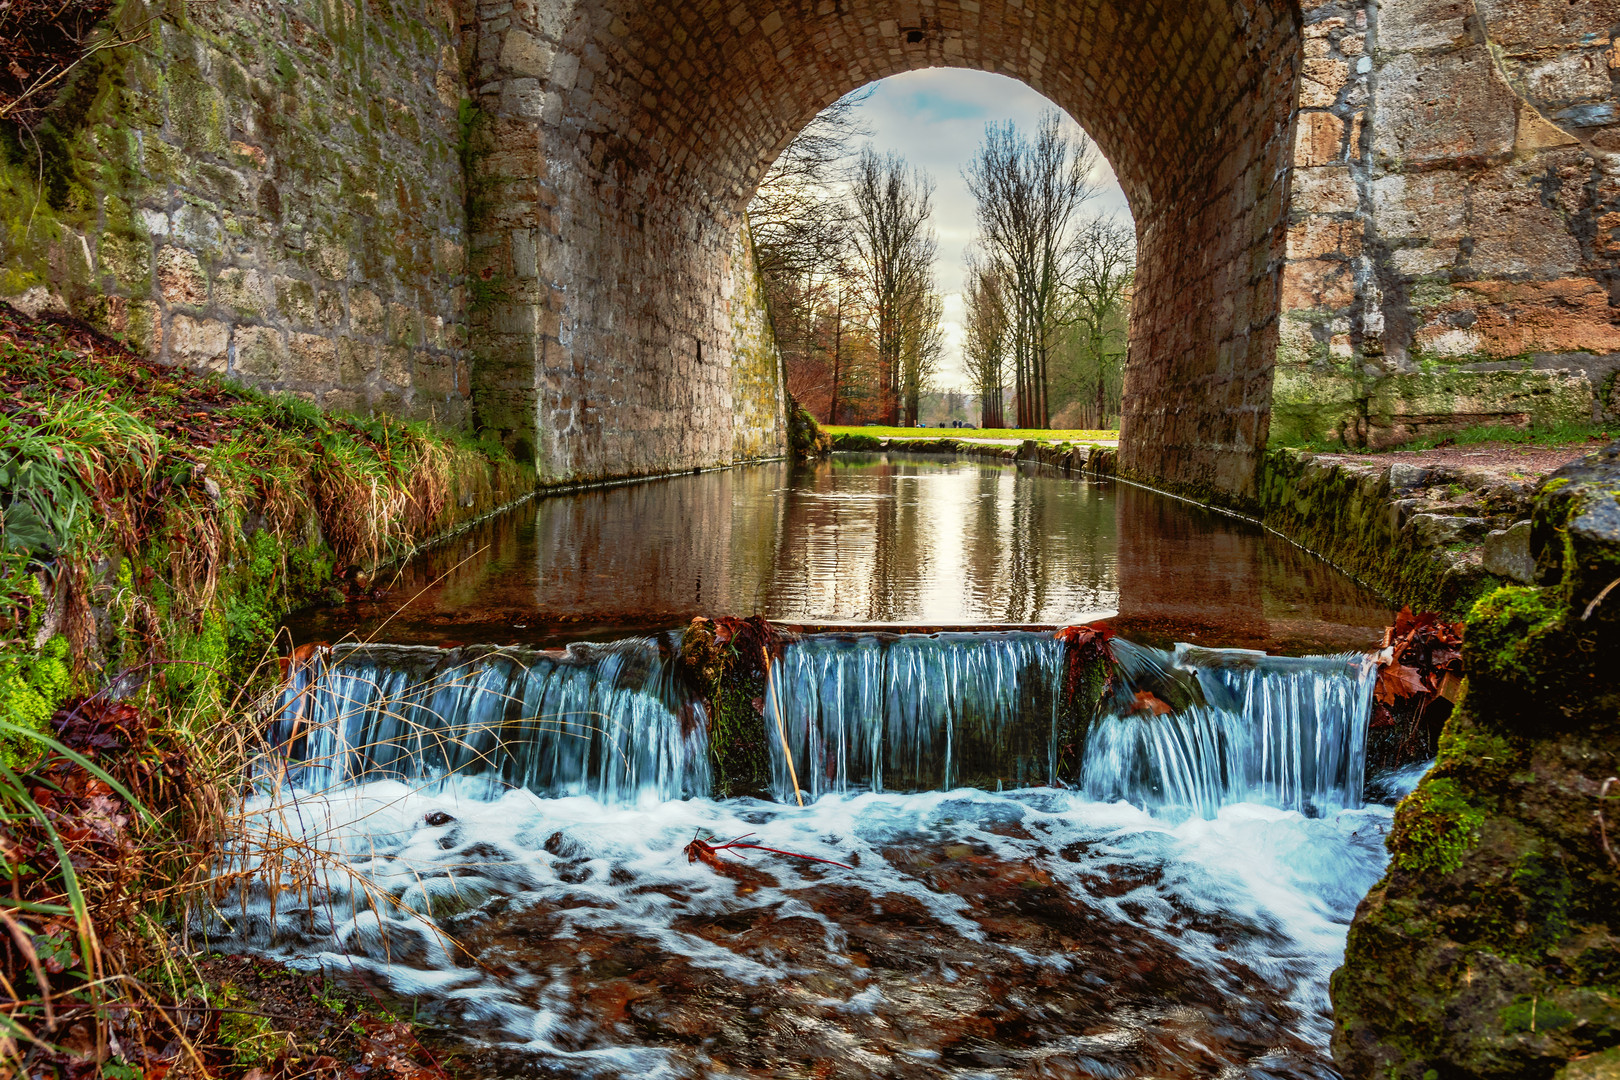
264,631 -> 1379,815
264,636 -> 708,803
232,628 -> 1400,1079
761,631 -> 1067,798
1081,641 -> 1376,818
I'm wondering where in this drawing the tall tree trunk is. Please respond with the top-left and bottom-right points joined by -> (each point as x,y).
827,292 -> 843,425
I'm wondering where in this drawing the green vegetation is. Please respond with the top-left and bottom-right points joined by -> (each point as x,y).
825,425 -> 1117,442
0,306 -> 530,1073
1387,776 -> 1487,875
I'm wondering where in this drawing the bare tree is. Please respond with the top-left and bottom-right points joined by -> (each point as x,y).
899,285 -> 943,426
962,253 -> 1009,428
850,147 -> 937,425
749,90 -> 871,421
750,89 -> 870,281
964,110 -> 1099,428
1059,216 -> 1135,428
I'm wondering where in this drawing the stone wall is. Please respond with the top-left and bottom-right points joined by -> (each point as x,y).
0,0 -> 476,425
729,225 -> 789,462
9,0 -> 1612,496
1278,0 -> 1620,447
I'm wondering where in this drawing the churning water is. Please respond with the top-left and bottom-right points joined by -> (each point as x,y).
215,629 -> 1408,1078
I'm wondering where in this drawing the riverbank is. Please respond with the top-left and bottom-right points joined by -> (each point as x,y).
0,303 -> 530,1075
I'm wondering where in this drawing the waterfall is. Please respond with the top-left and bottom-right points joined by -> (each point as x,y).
265,637 -> 709,802
762,631 -> 1068,798
264,630 -> 1376,816
1081,641 -> 1375,818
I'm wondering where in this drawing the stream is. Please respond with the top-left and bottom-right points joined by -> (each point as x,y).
219,453 -> 1414,1078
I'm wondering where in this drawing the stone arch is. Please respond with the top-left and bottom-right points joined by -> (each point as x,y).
466,0 -> 1302,498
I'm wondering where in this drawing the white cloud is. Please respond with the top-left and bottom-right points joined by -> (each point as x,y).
839,70 -> 1132,391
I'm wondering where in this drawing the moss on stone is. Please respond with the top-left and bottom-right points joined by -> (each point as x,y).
1333,442 -> 1620,1080
1388,776 -> 1487,875
678,618 -> 773,800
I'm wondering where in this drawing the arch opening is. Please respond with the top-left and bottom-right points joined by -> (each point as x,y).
465,0 -> 1303,499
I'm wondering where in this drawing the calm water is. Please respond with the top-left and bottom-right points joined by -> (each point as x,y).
251,451 -> 1407,1078
287,453 -> 1391,653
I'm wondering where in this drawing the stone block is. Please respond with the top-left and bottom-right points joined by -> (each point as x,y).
1388,463 -> 1431,490
1299,58 -> 1349,108
157,246 -> 208,307
500,29 -> 554,78
1408,512 -> 1487,547
1482,519 -> 1535,583
1370,170 -> 1468,242
381,345 -> 412,388
1458,277 -> 1620,355
1287,217 -> 1361,260
1472,0 -> 1620,53
233,324 -> 287,378
1377,0 -> 1473,52
389,302 -> 420,345
1372,48 -> 1517,168
349,289 -> 386,336
337,339 -> 374,383
98,232 -> 152,292
1280,258 -> 1355,311
214,267 -> 267,317
418,353 -> 456,395
321,389 -> 365,415
1391,245 -> 1459,277
1294,112 -> 1343,167
288,333 -> 337,384
275,276 -> 318,326
1467,166 -> 1583,279
1368,369 -> 1596,432
170,314 -> 228,371
1291,166 -> 1358,215
1270,367 -> 1362,444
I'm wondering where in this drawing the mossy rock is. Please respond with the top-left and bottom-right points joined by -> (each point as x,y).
1332,442 -> 1620,1080
678,617 -> 773,799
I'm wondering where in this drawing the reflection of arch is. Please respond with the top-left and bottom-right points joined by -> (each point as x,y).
468,0 -> 1302,498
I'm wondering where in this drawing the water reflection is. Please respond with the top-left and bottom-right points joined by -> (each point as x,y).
286,453 -> 1391,652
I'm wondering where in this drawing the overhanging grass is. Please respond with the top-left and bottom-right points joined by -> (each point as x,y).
825,425 -> 1118,443
0,304 -> 530,1074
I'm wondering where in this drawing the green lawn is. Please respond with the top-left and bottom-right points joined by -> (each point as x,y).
825,425 -> 1118,442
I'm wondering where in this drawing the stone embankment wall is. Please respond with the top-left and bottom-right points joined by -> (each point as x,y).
1279,0 -> 1620,447
0,0 -> 477,426
0,0 -> 788,483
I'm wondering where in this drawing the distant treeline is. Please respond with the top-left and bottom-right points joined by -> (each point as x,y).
750,97 -> 1134,431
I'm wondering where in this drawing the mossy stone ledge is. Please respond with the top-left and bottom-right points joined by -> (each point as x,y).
1330,442 -> 1620,1080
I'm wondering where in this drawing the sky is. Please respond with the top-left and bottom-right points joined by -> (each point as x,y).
833,70 -> 1132,392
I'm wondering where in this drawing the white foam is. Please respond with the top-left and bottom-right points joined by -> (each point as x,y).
205,780 -> 1393,1070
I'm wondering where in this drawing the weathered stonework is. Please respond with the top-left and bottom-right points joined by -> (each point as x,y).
6,0 -> 1612,497
1278,0 -> 1620,447
464,0 -> 1304,497
1332,443 -> 1620,1080
729,224 -> 789,463
0,0 -> 476,425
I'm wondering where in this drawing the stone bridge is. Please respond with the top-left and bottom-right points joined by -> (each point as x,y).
1,0 -> 1616,501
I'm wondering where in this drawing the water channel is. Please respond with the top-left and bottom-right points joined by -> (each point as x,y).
230,452 -> 1413,1079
